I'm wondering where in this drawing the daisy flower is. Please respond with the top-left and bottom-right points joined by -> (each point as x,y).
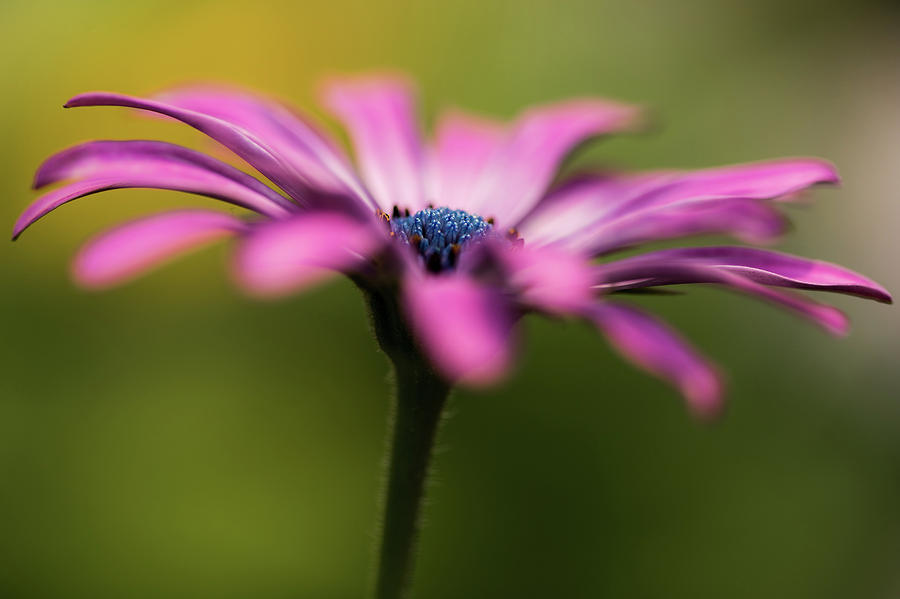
14,73 -> 890,598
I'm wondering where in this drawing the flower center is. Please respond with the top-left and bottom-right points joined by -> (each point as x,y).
390,207 -> 493,272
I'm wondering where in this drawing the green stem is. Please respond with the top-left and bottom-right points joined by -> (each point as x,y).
360,283 -> 450,599
374,360 -> 448,599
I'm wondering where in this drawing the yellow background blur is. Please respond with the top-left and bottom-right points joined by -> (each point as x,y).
2,0 -> 899,597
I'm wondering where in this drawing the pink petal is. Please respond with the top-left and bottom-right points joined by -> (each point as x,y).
472,98 -> 641,226
495,243 -> 596,314
34,141 -> 292,211
524,178 -> 788,252
234,211 -> 384,297
520,159 -> 839,253
73,210 -> 247,288
17,140 -> 295,240
518,174 -> 668,245
661,158 -> 841,206
587,197 -> 788,255
66,92 -> 341,207
596,261 -> 850,336
321,74 -> 427,212
403,274 -> 516,386
588,302 -> 723,417
156,86 -> 375,211
598,246 -> 892,303
429,109 -> 506,212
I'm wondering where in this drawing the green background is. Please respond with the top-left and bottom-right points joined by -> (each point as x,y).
2,0 -> 899,597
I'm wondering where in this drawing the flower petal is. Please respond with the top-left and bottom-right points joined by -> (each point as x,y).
472,98 -> 641,226
494,243 -> 596,314
155,86 -> 376,211
15,141 -> 294,240
38,138 -> 290,201
321,74 -> 427,212
597,246 -> 892,303
403,274 -> 517,386
587,197 -> 788,255
596,261 -> 850,336
66,92 -> 335,206
655,158 -> 840,206
520,159 -> 839,253
73,210 -> 247,288
518,174 -> 666,245
233,211 -> 384,297
429,109 -> 506,212
587,302 -> 723,417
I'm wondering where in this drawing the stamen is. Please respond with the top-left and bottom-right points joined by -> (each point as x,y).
390,206 -> 493,271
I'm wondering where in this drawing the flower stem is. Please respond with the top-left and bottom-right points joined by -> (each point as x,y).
360,283 -> 450,599
374,360 -> 448,599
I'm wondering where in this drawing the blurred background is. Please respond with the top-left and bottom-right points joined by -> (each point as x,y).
2,0 -> 899,597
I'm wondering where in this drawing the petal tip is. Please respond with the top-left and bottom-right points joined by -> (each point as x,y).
64,92 -> 100,109
784,157 -> 842,188
455,363 -> 512,389
821,307 -> 851,337
864,279 -> 893,304
70,262 -> 113,290
64,92 -> 125,109
684,374 -> 726,420
11,218 -> 28,241
815,159 -> 841,184
32,161 -> 58,189
228,255 -> 311,300
814,167 -> 841,189
70,245 -> 129,290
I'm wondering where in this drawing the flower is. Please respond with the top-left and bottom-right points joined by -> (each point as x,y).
14,73 -> 891,417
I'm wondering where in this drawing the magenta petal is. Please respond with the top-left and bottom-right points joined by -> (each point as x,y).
475,99 -> 641,226
34,141 -> 291,209
518,174 -> 667,246
31,137 -> 291,208
403,274 -> 516,385
708,270 -> 851,336
66,92 -> 321,204
234,212 -> 383,297
665,158 -> 840,203
73,210 -> 246,288
155,86 -> 375,210
522,179 -> 788,255
520,159 -> 839,253
587,197 -> 787,255
588,302 -> 723,417
496,243 -> 596,314
430,109 -> 506,212
321,75 -> 427,212
596,261 -> 851,336
598,246 -> 891,303
600,158 -> 839,221
15,141 -> 294,240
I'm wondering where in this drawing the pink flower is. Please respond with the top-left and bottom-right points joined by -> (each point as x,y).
15,74 -> 891,416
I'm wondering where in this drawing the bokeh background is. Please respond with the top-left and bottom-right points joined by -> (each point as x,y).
2,0 -> 899,597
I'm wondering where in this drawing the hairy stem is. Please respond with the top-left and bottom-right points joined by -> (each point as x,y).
374,360 -> 448,599
361,283 -> 450,599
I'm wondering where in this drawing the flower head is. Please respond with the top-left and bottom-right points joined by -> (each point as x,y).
15,74 -> 891,416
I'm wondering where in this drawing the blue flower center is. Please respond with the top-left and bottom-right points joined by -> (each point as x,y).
390,207 -> 493,272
